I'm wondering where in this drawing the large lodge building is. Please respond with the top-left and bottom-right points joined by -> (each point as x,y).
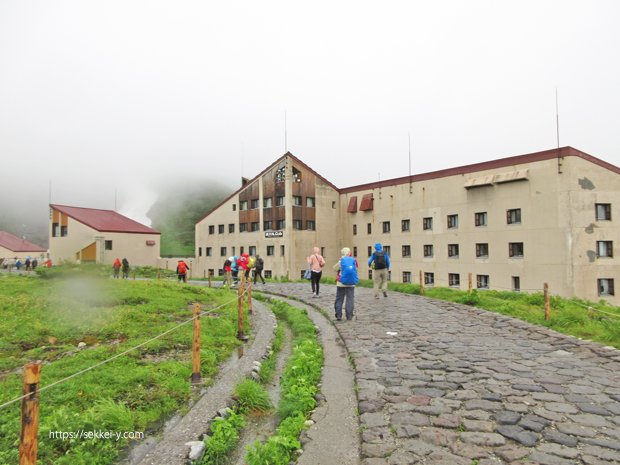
194,147 -> 619,304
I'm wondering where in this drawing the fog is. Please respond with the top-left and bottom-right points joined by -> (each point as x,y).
1,1 -> 619,244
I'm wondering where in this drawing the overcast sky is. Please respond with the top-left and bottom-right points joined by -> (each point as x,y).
1,0 -> 619,226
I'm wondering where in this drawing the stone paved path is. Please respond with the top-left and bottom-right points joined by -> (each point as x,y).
265,283 -> 620,465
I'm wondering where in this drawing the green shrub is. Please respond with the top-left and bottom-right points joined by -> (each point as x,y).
234,380 -> 273,413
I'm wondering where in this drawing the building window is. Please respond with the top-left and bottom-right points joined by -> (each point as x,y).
367,246 -> 372,257
220,247 -> 227,256
383,246 -> 391,256
218,224 -> 225,234
251,222 -> 259,232
293,195 -> 302,206
264,270 -> 272,279
598,278 -> 615,296
509,242 -> 524,258
249,246 -> 256,256
367,223 -> 372,234
52,223 -> 59,237
321,247 -> 325,258
276,196 -> 285,206
267,245 -> 274,256
293,219 -> 302,230
293,167 -> 302,182
209,225 -> 215,235
105,240 -> 113,250
250,199 -> 259,209
232,204 -> 236,211
382,221 -> 391,233
307,220 -> 316,230
306,197 -> 315,207
240,246 -> 244,254
240,200 -> 248,211
447,214 -> 458,229
403,271 -> 412,283
229,224 -> 235,233
595,203 -> 612,221
597,241 -> 613,258
512,276 -> 521,291
423,244 -> 434,258
402,245 -> 411,257
476,243 -> 489,258
280,245 -> 285,256
477,275 -> 490,289
353,246 -> 357,257
332,201 -> 336,209
276,219 -> 285,230
401,219 -> 410,232
232,246 -> 235,255
475,212 -> 488,227
449,273 -> 460,287
218,268 -> 224,276
353,224 -> 357,235
448,244 -> 459,258
240,223 -> 248,232
263,197 -> 273,208
198,247 -> 202,257
423,217 -> 433,231
507,208 -> 522,225
206,247 -> 212,257
264,221 -> 273,231
424,272 -> 434,286
60,225 -> 68,236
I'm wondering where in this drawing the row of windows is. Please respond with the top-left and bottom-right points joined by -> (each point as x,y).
400,273 -> 615,296
348,243 -> 524,259
209,220 -> 316,234
238,196 -> 315,211
354,203 -> 613,235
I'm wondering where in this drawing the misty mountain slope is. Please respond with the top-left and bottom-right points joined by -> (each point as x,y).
147,182 -> 232,256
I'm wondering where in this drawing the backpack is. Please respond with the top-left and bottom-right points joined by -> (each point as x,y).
223,258 -> 232,269
339,256 -> 358,285
248,257 -> 256,268
255,257 -> 264,270
374,251 -> 386,269
178,262 -> 187,274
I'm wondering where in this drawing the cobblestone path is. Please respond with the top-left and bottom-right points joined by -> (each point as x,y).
265,283 -> 620,465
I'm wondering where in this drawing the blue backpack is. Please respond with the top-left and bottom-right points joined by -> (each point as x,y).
339,256 -> 358,285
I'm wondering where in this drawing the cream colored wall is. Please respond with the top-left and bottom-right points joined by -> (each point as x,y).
561,157 -> 619,304
49,215 -> 160,266
0,245 -> 46,261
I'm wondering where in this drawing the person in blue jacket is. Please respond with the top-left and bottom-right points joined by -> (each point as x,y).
368,243 -> 390,298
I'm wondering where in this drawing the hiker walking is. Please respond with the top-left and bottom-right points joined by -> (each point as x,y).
333,247 -> 358,321
112,258 -> 121,278
121,258 -> 130,279
176,259 -> 189,283
253,254 -> 265,285
368,243 -> 390,298
307,246 -> 325,297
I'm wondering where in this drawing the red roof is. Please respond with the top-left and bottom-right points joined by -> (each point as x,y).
50,205 -> 160,235
0,231 -> 46,253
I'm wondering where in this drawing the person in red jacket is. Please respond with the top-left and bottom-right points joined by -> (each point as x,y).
176,260 -> 189,283
112,258 -> 121,279
236,253 -> 250,281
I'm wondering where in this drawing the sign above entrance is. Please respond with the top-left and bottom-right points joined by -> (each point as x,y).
265,231 -> 284,238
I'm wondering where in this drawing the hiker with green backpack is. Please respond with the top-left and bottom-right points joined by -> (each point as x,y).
333,247 -> 358,321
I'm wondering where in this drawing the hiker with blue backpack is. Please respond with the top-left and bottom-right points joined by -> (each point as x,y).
368,242 -> 390,298
333,247 -> 358,321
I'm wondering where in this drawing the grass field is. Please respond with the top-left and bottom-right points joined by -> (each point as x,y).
0,270 -> 246,465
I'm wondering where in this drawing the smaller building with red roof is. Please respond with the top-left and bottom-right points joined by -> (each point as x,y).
49,204 -> 160,266
0,231 -> 47,262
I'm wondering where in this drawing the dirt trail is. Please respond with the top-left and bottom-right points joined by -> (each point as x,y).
228,326 -> 294,465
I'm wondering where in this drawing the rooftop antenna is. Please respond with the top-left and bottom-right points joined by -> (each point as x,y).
284,109 -> 288,153
114,188 -> 118,211
48,180 -> 52,205
556,88 -> 563,174
408,132 -> 413,193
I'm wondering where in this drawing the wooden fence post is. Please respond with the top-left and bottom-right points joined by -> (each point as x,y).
544,283 -> 550,321
419,270 -> 425,296
248,281 -> 253,314
237,275 -> 245,340
468,273 -> 473,294
191,303 -> 201,383
19,362 -> 42,465
208,272 -> 212,288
